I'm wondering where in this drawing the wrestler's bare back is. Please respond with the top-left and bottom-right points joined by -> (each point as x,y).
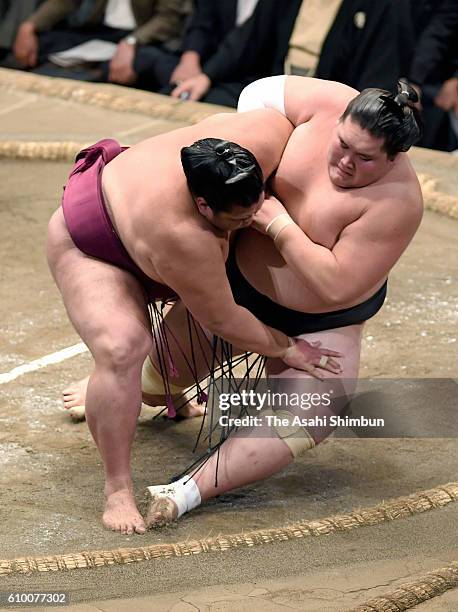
237,80 -> 423,312
101,109 -> 292,287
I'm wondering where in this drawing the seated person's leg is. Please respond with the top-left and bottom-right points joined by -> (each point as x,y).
37,29 -> 97,62
36,26 -> 127,80
134,46 -> 180,92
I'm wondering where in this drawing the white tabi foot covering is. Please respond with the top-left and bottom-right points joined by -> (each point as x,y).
67,405 -> 86,421
146,475 -> 201,520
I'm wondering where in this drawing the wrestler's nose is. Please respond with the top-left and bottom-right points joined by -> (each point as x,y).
341,154 -> 354,168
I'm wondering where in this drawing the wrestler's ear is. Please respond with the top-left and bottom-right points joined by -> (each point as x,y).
195,196 -> 213,219
390,152 -> 399,163
385,151 -> 398,164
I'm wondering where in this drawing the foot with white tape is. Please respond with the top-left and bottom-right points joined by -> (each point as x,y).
145,476 -> 201,528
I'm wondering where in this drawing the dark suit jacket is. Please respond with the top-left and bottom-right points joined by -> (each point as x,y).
182,0 -> 285,85
184,0 -> 414,93
275,0 -> 414,92
315,0 -> 414,91
28,0 -> 192,45
409,0 -> 458,86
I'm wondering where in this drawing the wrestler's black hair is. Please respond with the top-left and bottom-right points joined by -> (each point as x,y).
181,138 -> 264,213
340,79 -> 422,159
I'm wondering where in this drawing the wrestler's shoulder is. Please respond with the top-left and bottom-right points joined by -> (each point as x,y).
286,77 -> 357,120
381,164 -> 423,211
360,173 -> 423,228
152,220 -> 224,280
290,76 -> 357,99
158,217 -> 223,254
201,108 -> 291,129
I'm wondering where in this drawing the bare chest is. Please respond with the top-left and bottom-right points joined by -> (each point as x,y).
272,124 -> 364,248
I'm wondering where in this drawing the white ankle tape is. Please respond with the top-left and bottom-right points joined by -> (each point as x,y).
147,476 -> 201,518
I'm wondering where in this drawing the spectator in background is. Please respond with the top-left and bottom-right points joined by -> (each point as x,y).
0,1 -> 43,60
146,0 -> 414,108
10,0 -> 191,87
278,0 -> 413,92
409,0 -> 458,151
136,0 -> 270,106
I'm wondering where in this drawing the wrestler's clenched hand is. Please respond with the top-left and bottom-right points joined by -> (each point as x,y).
282,339 -> 343,379
252,193 -> 288,233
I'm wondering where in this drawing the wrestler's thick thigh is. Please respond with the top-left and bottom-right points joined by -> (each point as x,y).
264,324 -> 364,445
267,323 -> 364,383
47,208 -> 152,364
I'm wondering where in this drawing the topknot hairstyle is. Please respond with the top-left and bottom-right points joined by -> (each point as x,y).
181,138 -> 264,213
340,79 -> 422,158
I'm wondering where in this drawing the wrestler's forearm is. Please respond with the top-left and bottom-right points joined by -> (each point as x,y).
275,223 -> 343,305
204,305 -> 290,358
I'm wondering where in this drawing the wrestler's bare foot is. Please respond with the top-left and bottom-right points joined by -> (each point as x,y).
62,380 -> 204,420
145,492 -> 178,529
63,376 -> 89,420
142,392 -> 205,418
179,401 -> 206,418
103,488 -> 146,535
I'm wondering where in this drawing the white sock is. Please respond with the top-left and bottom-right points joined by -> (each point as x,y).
147,475 -> 201,518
